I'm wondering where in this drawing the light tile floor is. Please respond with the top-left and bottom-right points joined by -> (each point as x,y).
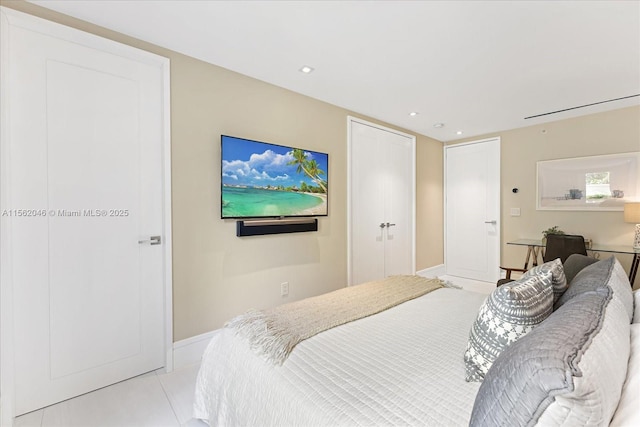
438,274 -> 495,295
14,363 -> 206,427
13,275 -> 494,427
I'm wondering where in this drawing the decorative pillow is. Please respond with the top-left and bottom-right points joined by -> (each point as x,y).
634,290 -> 640,324
555,256 -> 634,322
563,253 -> 599,284
521,258 -> 566,302
610,324 -> 640,426
469,257 -> 632,427
555,256 -> 615,309
463,272 -> 553,382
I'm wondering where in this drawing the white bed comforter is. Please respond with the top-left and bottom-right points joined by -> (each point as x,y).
193,287 -> 486,427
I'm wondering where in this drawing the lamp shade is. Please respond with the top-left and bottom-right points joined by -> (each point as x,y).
624,202 -> 640,223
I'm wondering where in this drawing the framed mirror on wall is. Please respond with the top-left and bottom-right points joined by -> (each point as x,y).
537,152 -> 640,211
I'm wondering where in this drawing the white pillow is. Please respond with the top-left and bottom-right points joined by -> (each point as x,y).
633,289 -> 640,323
610,324 -> 640,426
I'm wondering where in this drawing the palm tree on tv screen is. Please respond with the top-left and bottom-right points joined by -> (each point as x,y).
287,149 -> 327,193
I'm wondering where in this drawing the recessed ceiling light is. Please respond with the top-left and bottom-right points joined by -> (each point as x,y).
299,65 -> 314,74
456,131 -> 464,135
433,123 -> 444,128
409,112 -> 419,117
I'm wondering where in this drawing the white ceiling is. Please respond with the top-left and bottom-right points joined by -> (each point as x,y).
30,0 -> 640,142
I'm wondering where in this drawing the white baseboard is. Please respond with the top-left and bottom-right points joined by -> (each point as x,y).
416,264 -> 446,278
173,329 -> 220,369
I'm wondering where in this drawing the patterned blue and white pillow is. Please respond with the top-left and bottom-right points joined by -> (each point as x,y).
521,258 -> 567,302
464,272 -> 554,382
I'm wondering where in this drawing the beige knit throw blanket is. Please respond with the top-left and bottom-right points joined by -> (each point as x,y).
226,275 -> 444,365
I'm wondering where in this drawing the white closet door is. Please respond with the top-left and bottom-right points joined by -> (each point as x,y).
350,121 -> 387,283
383,134 -> 414,277
349,118 -> 415,285
1,8 -> 171,416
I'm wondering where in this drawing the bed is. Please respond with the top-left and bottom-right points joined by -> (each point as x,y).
193,257 -> 639,427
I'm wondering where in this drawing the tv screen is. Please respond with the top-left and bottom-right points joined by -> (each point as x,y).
221,135 -> 328,219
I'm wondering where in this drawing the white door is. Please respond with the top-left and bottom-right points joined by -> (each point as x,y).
444,138 -> 500,282
0,8 -> 172,417
348,118 -> 415,285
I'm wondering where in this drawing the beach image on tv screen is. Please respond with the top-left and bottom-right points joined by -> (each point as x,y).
221,136 -> 328,218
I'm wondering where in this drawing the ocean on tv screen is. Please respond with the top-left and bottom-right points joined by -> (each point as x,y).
222,186 -> 325,217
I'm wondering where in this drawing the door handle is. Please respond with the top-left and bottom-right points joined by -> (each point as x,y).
138,235 -> 161,245
484,220 -> 497,224
379,223 -> 386,228
386,223 -> 396,228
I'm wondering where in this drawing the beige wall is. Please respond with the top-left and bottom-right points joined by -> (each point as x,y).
450,106 -> 640,289
2,1 -> 444,341
416,137 -> 444,267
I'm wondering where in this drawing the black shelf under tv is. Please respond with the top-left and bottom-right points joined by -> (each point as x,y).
236,218 -> 318,237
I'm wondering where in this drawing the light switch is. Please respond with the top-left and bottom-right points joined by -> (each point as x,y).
510,208 -> 521,217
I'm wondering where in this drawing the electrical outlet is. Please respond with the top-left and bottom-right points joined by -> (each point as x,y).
280,282 -> 289,297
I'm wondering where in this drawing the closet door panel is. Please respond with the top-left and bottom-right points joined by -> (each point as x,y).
350,121 -> 386,284
383,133 -> 413,277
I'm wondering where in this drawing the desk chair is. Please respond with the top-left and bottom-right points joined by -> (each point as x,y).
498,234 -> 588,286
543,234 -> 588,263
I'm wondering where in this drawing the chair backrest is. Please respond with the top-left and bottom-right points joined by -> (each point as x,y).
543,234 -> 588,264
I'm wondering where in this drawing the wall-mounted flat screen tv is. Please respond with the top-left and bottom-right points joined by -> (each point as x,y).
221,135 -> 328,219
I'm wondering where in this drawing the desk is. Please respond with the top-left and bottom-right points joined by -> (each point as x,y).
507,239 -> 640,284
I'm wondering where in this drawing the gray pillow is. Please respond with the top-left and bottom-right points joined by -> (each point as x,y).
463,272 -> 553,382
563,253 -> 599,284
470,256 -> 631,427
555,256 -> 615,309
